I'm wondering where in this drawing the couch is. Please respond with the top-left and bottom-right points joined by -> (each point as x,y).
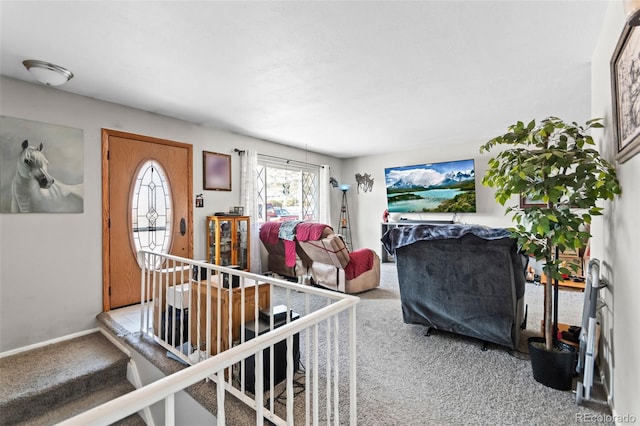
381,224 -> 527,349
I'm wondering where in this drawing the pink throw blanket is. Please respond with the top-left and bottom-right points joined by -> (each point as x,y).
284,240 -> 296,267
259,222 -> 281,245
345,249 -> 374,280
296,223 -> 330,241
290,223 -> 331,267
259,221 -> 298,268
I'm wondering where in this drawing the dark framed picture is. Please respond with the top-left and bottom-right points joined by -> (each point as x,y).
611,23 -> 640,163
519,195 -> 545,208
203,151 -> 231,191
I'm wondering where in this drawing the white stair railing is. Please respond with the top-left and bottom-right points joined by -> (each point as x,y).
61,250 -> 359,425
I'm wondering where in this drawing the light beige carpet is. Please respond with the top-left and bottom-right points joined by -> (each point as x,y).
102,263 -> 612,425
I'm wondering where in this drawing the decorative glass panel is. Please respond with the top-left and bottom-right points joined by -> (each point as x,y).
256,158 -> 320,223
235,219 -> 249,269
218,220 -> 232,266
131,160 -> 172,268
302,171 -> 318,221
256,164 -> 266,222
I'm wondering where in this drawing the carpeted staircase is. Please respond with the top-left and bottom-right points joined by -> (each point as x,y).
0,331 -> 145,425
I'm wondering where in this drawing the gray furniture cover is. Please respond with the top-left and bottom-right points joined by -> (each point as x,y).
381,224 -> 527,349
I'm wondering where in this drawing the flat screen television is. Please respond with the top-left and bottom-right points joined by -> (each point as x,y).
384,159 -> 476,213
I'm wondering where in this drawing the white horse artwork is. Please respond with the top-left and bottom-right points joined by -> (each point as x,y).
355,172 -> 374,194
11,140 -> 83,213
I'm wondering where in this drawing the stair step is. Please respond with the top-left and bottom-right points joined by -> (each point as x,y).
17,379 -> 144,426
0,331 -> 130,425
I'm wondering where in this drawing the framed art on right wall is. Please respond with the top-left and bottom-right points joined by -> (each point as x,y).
519,195 -> 545,209
611,23 -> 640,163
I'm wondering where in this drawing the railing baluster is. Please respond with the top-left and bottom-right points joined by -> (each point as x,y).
215,272 -> 221,357
170,258 -> 176,348
237,275 -> 245,387
226,273 -> 232,383
151,255 -> 158,340
197,267 -> 202,360
255,350 -> 264,426
286,334 -> 294,424
139,252 -> 146,334
325,306 -> 332,423
285,287 -> 294,424
268,284 -> 274,414
165,393 -> 175,426
90,250 -> 360,426
163,262 -> 169,347
216,372 -> 225,426
187,263 -> 193,362
305,293 -> 311,426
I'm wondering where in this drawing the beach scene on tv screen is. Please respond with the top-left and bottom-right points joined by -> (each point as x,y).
385,159 -> 476,213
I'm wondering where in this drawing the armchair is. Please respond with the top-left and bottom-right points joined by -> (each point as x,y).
381,224 -> 527,349
297,228 -> 380,294
259,222 -> 312,279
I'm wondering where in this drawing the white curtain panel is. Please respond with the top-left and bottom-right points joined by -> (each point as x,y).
319,165 -> 331,226
240,149 -> 262,273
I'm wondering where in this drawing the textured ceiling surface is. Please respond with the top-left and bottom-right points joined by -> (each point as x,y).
0,1 -> 609,158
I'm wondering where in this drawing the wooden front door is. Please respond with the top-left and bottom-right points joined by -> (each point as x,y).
102,129 -> 193,310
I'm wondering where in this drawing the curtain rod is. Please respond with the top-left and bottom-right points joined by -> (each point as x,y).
234,148 -> 324,168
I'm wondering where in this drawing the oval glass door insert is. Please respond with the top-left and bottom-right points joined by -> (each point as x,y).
131,160 -> 173,268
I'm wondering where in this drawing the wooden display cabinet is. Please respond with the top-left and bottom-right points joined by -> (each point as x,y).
190,279 -> 270,356
206,215 -> 250,270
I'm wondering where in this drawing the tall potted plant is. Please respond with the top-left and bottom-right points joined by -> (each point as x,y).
480,116 -> 621,389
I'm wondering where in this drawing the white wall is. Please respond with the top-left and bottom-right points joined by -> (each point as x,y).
591,2 -> 640,420
0,76 -> 342,352
342,142 -> 515,254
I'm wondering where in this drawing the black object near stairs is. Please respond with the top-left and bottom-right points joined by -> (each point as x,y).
0,331 -> 144,425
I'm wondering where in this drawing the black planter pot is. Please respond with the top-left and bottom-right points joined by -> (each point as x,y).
528,336 -> 577,390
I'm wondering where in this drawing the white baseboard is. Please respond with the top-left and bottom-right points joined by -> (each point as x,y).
0,328 -> 100,358
599,368 -> 615,414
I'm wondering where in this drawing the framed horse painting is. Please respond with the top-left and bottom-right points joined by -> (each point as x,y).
0,116 -> 84,213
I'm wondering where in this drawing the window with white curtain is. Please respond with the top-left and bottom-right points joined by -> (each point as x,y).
256,156 -> 320,224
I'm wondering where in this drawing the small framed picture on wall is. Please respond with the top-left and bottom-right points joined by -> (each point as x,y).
203,151 -> 231,191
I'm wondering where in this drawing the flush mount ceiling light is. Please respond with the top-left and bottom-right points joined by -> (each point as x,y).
22,60 -> 73,86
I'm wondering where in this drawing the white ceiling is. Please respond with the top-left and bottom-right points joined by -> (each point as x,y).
0,1 -> 609,158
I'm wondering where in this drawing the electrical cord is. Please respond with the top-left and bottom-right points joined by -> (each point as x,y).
274,371 -> 306,405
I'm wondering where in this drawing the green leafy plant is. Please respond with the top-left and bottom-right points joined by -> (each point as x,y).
480,117 -> 621,350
